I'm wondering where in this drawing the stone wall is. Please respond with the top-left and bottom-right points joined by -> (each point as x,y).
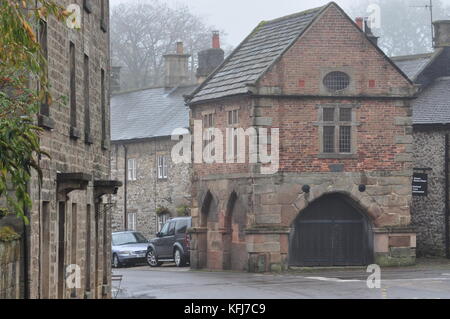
26,0 -> 113,299
0,240 -> 21,299
412,128 -> 450,257
111,138 -> 192,239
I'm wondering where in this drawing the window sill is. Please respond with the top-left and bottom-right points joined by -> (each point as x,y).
101,19 -> 108,33
317,153 -> 357,159
85,132 -> 93,145
101,139 -> 109,150
38,114 -> 55,130
157,178 -> 168,182
70,126 -> 81,140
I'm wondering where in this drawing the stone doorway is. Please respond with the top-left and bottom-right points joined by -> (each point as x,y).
289,193 -> 373,267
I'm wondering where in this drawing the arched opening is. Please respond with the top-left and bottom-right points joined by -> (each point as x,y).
223,191 -> 237,270
201,191 -> 213,228
289,193 -> 373,267
199,190 -> 219,269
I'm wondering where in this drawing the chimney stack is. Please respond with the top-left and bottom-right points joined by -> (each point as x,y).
212,31 -> 220,49
364,19 -> 379,46
176,41 -> 184,54
164,42 -> 191,88
196,31 -> 225,84
355,17 -> 364,30
355,17 -> 379,46
433,20 -> 450,48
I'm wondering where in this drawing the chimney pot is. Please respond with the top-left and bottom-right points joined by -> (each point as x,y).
433,20 -> 450,48
355,17 -> 364,30
212,31 -> 220,49
176,41 -> 184,55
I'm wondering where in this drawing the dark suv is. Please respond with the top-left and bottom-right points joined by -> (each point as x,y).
146,217 -> 191,267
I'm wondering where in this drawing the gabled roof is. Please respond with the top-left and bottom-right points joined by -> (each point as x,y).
391,49 -> 443,81
188,2 -> 412,104
412,77 -> 450,125
111,85 -> 195,142
391,53 -> 433,80
187,5 -> 327,104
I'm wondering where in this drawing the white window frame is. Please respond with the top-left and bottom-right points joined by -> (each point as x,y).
127,212 -> 136,231
228,109 -> 239,125
157,156 -> 168,179
128,158 -> 137,181
157,213 -> 170,232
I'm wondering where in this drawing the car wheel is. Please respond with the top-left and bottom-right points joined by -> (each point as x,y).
174,248 -> 186,267
112,254 -> 121,268
146,249 -> 162,267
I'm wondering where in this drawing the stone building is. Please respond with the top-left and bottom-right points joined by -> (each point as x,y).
185,2 -> 418,272
392,20 -> 450,258
110,37 -> 224,238
9,0 -> 119,299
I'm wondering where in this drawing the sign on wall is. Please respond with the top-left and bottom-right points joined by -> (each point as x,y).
412,173 -> 428,196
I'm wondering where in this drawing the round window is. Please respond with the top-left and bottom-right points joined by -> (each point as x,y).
323,71 -> 350,91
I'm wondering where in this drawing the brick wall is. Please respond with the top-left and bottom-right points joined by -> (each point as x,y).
189,4 -> 416,271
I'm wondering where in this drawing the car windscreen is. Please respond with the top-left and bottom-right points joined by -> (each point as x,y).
112,232 -> 147,246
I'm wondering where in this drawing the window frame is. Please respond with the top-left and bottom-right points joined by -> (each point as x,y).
316,104 -> 359,158
127,158 -> 137,181
127,212 -> 136,231
157,155 -> 168,180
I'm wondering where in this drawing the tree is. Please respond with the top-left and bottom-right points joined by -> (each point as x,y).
349,0 -> 450,57
111,0 -> 226,90
0,0 -> 67,223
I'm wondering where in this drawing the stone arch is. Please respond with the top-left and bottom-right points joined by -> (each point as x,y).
289,192 -> 374,266
291,189 -> 382,227
200,190 -> 214,228
223,191 -> 237,270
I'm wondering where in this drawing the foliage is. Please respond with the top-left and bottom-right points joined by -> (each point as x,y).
0,0 -> 67,223
110,0 -> 229,90
176,205 -> 190,217
156,206 -> 170,215
349,0 -> 450,56
0,226 -> 20,242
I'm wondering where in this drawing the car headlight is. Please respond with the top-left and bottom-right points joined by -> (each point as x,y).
118,251 -> 132,256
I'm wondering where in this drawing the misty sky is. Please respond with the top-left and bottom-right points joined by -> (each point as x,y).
109,0 -> 357,46
109,0 -> 450,47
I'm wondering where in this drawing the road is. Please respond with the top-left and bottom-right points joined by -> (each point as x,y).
113,259 -> 450,299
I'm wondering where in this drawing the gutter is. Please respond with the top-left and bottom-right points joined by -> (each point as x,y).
445,134 -> 450,258
123,145 -> 128,230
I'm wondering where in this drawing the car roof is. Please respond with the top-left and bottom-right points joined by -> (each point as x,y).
169,216 -> 191,221
112,231 -> 142,235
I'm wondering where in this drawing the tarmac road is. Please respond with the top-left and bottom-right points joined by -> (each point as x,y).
113,258 -> 450,299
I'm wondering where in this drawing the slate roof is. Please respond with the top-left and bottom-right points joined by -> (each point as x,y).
412,77 -> 450,125
111,85 -> 195,141
391,53 -> 434,81
188,5 -> 326,104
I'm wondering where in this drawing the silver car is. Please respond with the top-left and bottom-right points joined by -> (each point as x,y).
112,231 -> 150,268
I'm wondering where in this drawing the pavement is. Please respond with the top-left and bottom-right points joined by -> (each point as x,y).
113,258 -> 450,299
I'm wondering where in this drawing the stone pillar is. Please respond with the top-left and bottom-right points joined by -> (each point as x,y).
189,228 -> 207,269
